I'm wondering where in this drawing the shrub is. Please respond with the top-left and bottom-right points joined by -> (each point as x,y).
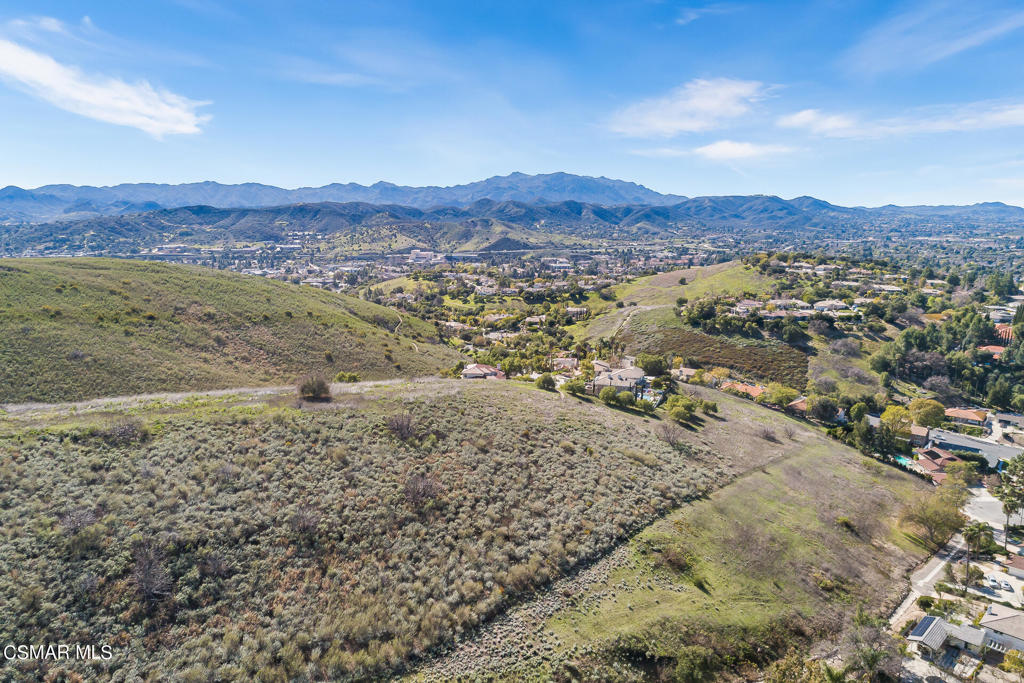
102,418 -> 149,445
636,399 -> 655,413
297,374 -> 331,401
334,371 -> 360,383
916,595 -> 935,610
616,391 -> 635,407
654,422 -> 686,447
536,373 -> 556,391
599,386 -> 619,404
756,425 -> 779,442
563,379 -> 585,395
404,473 -> 444,509
386,413 -> 416,440
132,541 -> 172,603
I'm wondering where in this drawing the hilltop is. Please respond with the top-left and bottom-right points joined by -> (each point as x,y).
0,258 -> 462,403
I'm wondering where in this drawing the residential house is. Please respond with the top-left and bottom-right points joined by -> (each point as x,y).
592,367 -> 646,392
910,424 -> 930,447
592,360 -> 612,374
673,367 -> 699,381
996,413 -> 1024,430
813,299 -> 849,312
721,382 -> 766,400
552,357 -> 579,373
767,298 -> 810,310
980,604 -> 1024,653
461,363 -> 506,380
911,446 -> 964,485
944,407 -> 989,427
996,323 -> 1014,343
907,615 -> 987,659
1007,556 -> 1024,581
787,396 -> 808,414
565,306 -> 589,320
978,345 -> 1006,360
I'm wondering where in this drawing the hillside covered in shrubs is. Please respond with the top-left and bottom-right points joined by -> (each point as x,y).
0,258 -> 462,403
0,381 -> 729,680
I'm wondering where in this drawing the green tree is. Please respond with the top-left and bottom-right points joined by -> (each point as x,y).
535,373 -> 556,391
1003,649 -> 1024,682
852,416 -> 874,455
764,382 -> 799,407
997,455 -> 1024,552
849,402 -> 868,422
599,386 -> 618,404
963,521 -> 993,586
808,395 -> 839,422
989,377 -> 1013,408
562,378 -> 585,395
909,398 -> 945,427
901,488 -> 966,550
635,353 -> 669,376
616,391 -> 635,407
880,405 -> 911,435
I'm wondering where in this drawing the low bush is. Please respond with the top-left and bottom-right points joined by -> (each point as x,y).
297,373 -> 331,401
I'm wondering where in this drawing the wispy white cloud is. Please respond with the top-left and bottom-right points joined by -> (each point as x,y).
844,0 -> 1024,75
0,38 -> 209,137
692,140 -> 792,160
778,100 -> 1024,139
608,77 -> 766,137
629,140 -> 792,161
675,3 -> 740,26
275,55 -> 384,88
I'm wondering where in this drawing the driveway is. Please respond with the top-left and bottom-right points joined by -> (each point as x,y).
965,488 -> 1024,546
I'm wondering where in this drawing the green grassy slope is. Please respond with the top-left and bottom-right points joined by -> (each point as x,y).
0,258 -> 462,402
621,306 -> 809,387
417,386 -> 932,680
0,381 -> 728,681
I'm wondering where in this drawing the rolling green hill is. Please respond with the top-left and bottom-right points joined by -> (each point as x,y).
0,258 -> 462,403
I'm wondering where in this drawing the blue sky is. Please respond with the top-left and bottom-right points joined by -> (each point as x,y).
2,1 -> 1024,206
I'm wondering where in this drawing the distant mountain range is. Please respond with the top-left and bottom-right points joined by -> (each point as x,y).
0,172 -> 686,223
5,191 -> 1024,256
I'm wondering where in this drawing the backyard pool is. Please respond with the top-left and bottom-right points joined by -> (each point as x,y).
896,456 -> 913,467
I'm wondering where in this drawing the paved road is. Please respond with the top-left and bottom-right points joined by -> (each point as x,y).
965,488 -> 1024,535
890,535 -> 965,628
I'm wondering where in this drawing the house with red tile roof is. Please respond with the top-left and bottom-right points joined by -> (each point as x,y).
978,344 -> 1006,360
912,446 -> 965,485
721,381 -> 766,400
944,407 -> 989,426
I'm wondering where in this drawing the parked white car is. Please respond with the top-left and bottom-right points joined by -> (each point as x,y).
1002,580 -> 1014,591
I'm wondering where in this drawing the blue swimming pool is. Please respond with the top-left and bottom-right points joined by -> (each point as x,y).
896,456 -> 913,467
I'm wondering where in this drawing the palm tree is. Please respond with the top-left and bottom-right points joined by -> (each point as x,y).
819,662 -> 848,682
963,521 -> 993,588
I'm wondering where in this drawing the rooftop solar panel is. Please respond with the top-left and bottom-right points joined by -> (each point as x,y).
909,615 -> 936,638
